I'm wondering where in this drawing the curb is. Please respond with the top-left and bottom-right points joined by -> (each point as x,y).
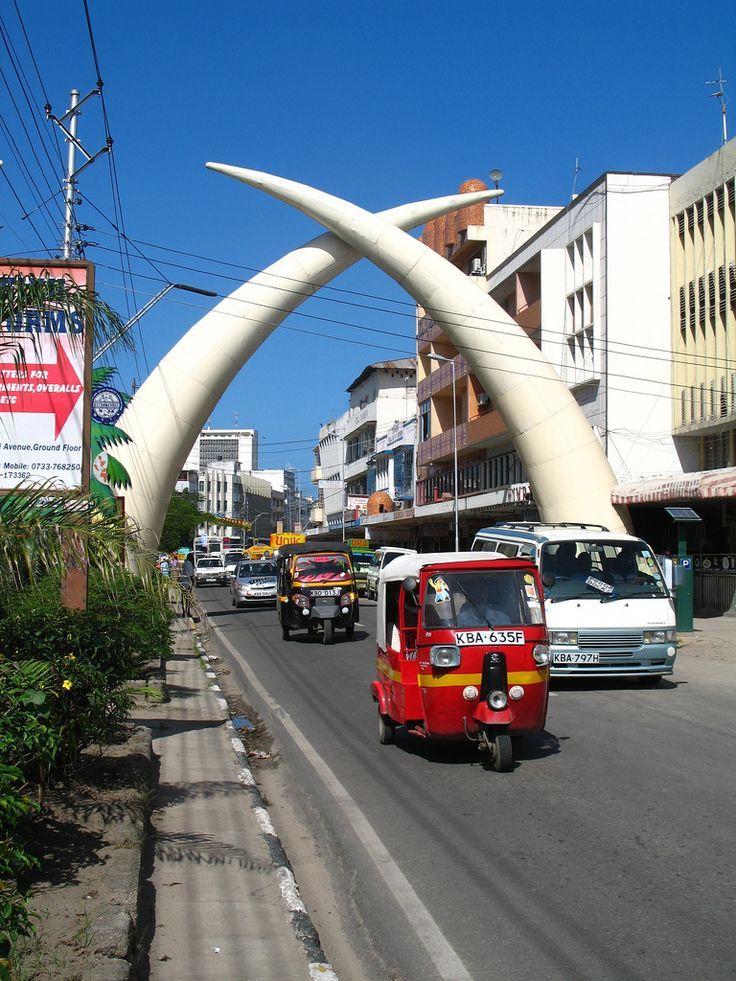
192,631 -> 339,981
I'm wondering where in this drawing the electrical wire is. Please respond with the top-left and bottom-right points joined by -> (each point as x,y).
89,266 -> 736,406
84,229 -> 736,377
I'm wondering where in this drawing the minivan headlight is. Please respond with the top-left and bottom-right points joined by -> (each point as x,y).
550,631 -> 577,645
429,644 -> 461,668
643,629 -> 676,644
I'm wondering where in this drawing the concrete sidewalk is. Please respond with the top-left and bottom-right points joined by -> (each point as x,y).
132,619 -> 330,980
679,615 -> 735,663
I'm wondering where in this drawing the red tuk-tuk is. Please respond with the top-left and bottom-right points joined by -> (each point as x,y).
370,552 -> 550,771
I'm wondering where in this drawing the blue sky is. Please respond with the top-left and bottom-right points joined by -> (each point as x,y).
0,0 -> 731,489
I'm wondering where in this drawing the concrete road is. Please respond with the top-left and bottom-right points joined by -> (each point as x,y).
201,588 -> 736,981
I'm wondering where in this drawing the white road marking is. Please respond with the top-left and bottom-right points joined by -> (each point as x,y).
216,629 -> 473,981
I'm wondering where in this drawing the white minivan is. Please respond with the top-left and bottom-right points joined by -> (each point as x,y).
472,522 -> 676,682
365,546 -> 416,601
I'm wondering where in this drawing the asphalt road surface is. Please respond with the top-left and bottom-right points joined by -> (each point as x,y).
201,588 -> 736,981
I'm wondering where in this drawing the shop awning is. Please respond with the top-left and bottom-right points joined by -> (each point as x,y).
612,467 -> 736,505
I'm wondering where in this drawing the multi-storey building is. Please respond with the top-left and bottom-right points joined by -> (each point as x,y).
309,360 -> 417,538
183,428 -> 258,471
670,138 -> 736,469
197,462 -> 273,539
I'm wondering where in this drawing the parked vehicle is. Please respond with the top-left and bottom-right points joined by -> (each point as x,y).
371,551 -> 550,771
472,522 -> 676,682
351,550 -> 373,596
365,545 -> 416,600
230,560 -> 277,607
193,555 -> 229,586
277,542 -> 359,644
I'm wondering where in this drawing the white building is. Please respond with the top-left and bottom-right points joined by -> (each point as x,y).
309,359 -> 417,536
488,171 -> 680,484
183,428 -> 258,472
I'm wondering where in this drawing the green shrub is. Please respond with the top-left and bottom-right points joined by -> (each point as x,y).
0,567 -> 172,778
0,764 -> 38,973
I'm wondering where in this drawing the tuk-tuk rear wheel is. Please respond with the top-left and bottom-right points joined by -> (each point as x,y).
378,710 -> 395,745
323,620 -> 334,645
489,732 -> 513,772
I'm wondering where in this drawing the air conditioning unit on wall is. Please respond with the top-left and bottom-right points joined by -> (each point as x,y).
470,257 -> 486,276
477,393 -> 491,407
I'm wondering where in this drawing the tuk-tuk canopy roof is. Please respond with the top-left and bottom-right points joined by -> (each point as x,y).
277,541 -> 352,560
380,551 -> 519,585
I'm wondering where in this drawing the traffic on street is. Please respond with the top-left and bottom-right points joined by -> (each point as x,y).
196,585 -> 736,981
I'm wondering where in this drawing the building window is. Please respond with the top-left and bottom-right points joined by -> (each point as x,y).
419,400 -> 430,442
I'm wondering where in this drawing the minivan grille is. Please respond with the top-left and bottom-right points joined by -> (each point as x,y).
578,631 -> 643,650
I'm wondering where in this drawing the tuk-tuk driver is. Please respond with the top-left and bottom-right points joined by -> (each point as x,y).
454,576 -> 517,628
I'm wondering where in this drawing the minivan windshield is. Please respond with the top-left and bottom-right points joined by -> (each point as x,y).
540,539 -> 668,602
422,570 -> 543,629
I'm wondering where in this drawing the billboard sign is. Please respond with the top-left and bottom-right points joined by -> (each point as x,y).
270,532 -> 306,547
0,261 -> 92,492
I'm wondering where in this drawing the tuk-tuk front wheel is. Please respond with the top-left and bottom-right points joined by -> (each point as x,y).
323,620 -> 334,645
378,709 -> 395,745
486,730 -> 513,772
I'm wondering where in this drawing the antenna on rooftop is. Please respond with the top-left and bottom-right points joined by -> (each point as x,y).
234,411 -> 239,428
571,157 -> 581,201
706,67 -> 729,145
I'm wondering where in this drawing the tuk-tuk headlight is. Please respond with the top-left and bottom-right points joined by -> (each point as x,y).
340,591 -> 355,606
429,644 -> 461,668
533,644 -> 551,666
293,594 -> 309,609
550,631 -> 577,645
488,689 -> 508,710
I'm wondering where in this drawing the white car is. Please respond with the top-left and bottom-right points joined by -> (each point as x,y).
230,561 -> 277,607
194,556 -> 229,586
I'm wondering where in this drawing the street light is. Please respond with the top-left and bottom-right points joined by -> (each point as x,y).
489,168 -> 503,203
93,281 -> 218,361
427,352 -> 459,551
249,511 -> 270,542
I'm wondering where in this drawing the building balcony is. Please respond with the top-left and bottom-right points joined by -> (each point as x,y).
416,423 -> 469,468
417,353 -> 469,402
415,453 -> 525,506
344,400 -> 377,436
417,315 -> 444,347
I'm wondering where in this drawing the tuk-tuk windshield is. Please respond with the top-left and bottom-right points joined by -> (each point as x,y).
422,570 -> 543,629
294,554 -> 352,583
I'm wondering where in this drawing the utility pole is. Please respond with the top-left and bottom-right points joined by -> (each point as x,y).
46,87 -> 111,258
706,68 -> 729,146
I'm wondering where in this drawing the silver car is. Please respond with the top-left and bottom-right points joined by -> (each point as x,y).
230,560 -> 278,608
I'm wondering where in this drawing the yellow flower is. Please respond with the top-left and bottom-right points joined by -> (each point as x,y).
65,654 -> 76,662
62,679 -> 73,691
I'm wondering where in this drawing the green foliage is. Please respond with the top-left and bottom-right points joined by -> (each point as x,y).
0,483 -> 136,610
0,765 -> 38,970
0,568 -> 172,775
159,490 -> 204,553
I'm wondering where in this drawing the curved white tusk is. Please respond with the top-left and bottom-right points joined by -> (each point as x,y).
115,186 -> 498,547
207,164 -> 629,532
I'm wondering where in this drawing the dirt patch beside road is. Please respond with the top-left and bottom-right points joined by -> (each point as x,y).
14,726 -> 152,980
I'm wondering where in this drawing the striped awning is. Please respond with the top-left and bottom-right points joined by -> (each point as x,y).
612,467 -> 736,504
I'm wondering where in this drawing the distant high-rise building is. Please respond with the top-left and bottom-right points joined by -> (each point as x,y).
183,428 -> 258,472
